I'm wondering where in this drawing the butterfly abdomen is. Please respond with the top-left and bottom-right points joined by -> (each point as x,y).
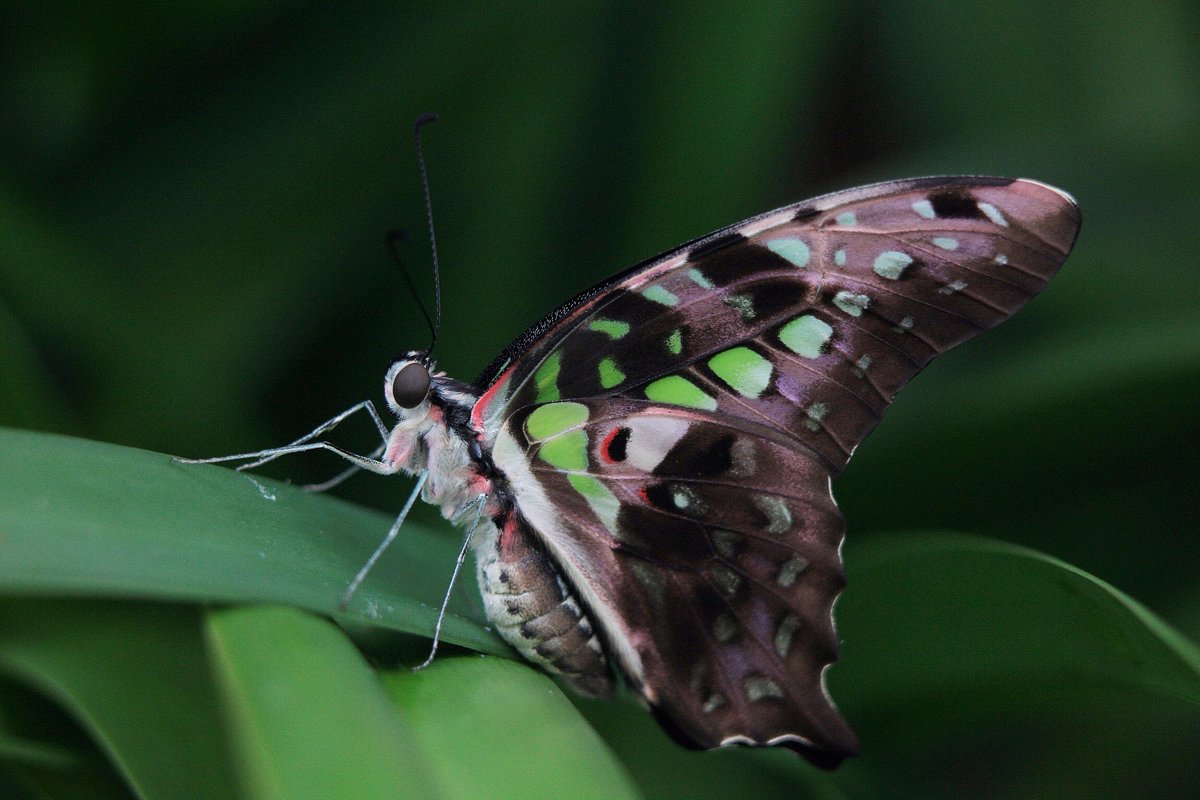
475,515 -> 614,699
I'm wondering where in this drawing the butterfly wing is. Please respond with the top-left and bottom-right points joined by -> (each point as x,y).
497,398 -> 857,763
476,177 -> 1080,764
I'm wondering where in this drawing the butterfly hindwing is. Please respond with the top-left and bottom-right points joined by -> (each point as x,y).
505,397 -> 855,760
477,177 -> 1080,764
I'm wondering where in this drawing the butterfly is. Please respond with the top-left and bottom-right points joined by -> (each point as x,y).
187,175 -> 1080,768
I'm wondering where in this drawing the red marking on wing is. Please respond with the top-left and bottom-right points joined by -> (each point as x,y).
472,365 -> 515,430
599,426 -> 622,464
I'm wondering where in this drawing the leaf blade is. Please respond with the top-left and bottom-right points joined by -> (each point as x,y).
206,606 -> 445,800
836,531 -> 1200,709
0,427 -> 505,656
383,656 -> 643,800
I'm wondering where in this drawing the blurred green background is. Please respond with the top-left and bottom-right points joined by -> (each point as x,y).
2,2 -> 1198,798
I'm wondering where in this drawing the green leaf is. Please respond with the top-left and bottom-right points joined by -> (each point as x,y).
836,532 -> 1200,709
205,606 -> 443,800
0,599 -> 239,800
0,427 -> 505,657
383,656 -> 642,800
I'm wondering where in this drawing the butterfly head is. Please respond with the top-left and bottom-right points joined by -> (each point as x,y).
384,351 -> 435,416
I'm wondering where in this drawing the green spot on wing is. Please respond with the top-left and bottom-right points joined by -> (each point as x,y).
778,315 -> 832,358
708,347 -> 773,398
723,293 -> 755,321
766,237 -> 810,268
666,329 -> 683,355
641,285 -> 679,306
803,402 -> 829,431
835,211 -> 857,226
527,402 -> 589,475
873,250 -> 913,280
525,402 -> 589,440
644,375 -> 717,411
687,268 -> 714,289
567,474 -> 620,533
567,473 -> 610,501
598,357 -> 625,389
538,430 -> 588,471
833,291 -> 870,317
589,318 -> 630,339
912,199 -> 935,219
533,351 -> 562,403
932,237 -> 959,250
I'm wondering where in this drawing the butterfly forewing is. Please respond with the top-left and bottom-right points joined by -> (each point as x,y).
478,177 -> 1080,766
481,177 -> 1078,473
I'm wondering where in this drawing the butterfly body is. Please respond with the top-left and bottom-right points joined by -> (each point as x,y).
382,355 -> 618,698
199,176 -> 1080,769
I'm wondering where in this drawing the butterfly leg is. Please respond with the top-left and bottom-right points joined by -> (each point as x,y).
413,492 -> 488,672
237,400 -> 390,471
175,400 -> 392,472
302,443 -> 386,493
338,470 -> 430,610
181,440 -> 398,476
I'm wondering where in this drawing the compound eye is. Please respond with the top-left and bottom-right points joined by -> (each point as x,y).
391,362 -> 431,409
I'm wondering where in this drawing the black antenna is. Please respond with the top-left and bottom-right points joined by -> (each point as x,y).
386,229 -> 436,341
413,112 -> 442,353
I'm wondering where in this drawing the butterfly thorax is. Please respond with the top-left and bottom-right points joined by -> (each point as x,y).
384,371 -> 497,519
383,360 -> 614,698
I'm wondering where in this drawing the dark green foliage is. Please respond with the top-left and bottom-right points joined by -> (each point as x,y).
1,3 -> 1197,797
